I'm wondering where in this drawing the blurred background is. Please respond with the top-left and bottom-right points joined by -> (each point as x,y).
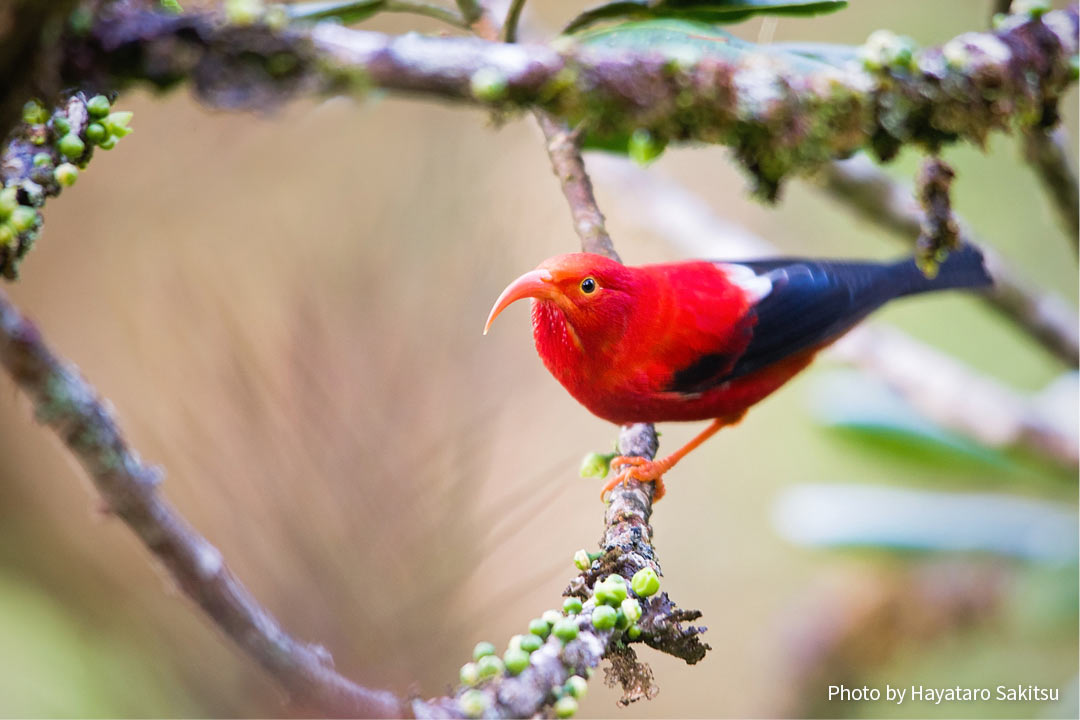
0,1 -> 1076,717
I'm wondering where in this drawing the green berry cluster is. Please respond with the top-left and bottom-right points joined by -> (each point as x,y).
587,568 -> 660,639
590,574 -> 647,637
1,94 -> 133,279
457,601 -> 596,717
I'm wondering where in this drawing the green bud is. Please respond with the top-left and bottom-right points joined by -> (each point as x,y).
565,675 -> 588,699
628,129 -> 664,166
22,100 -> 48,125
86,95 -> 111,118
507,634 -> 525,652
470,67 -> 508,103
528,618 -> 550,639
594,584 -> 613,606
472,641 -> 496,661
627,624 -> 642,640
542,610 -> 562,626
55,163 -> 79,187
97,135 -> 117,151
58,133 -> 85,159
476,654 -> 504,679
10,207 -> 37,233
563,597 -> 583,615
591,605 -> 617,630
503,647 -> 530,675
615,608 -> 630,630
459,689 -> 488,718
32,153 -> 52,168
86,123 -> 107,144
459,662 -> 480,687
225,0 -> 263,24
519,633 -> 543,653
552,618 -> 579,643
104,111 -> 134,138
0,224 -> 14,248
573,549 -> 591,571
1011,0 -> 1050,17
602,575 -> 627,605
631,567 -> 660,597
52,115 -> 71,136
620,598 -> 642,624
0,188 -> 17,218
554,695 -> 578,718
160,0 -> 184,13
579,451 -> 612,479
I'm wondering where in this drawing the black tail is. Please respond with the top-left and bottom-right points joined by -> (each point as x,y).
890,244 -> 993,298
706,245 -> 995,384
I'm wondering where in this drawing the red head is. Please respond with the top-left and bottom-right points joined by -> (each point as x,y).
484,253 -> 639,348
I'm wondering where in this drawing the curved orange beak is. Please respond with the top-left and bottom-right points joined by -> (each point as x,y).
484,268 -> 554,335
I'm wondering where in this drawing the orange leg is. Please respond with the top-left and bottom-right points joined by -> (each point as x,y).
601,414 -> 744,502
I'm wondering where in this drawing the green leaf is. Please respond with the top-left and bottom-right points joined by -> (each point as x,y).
283,0 -> 385,24
564,0 -> 847,34
572,18 -> 837,71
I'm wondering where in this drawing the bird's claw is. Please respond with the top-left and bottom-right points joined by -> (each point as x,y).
601,456 -> 667,502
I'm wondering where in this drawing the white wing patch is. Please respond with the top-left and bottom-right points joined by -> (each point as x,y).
716,262 -> 773,304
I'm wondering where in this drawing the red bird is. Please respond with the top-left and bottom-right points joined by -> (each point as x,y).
484,247 -> 992,500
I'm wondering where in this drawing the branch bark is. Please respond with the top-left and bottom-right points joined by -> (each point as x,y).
0,289 -> 407,719
818,155 -> 1080,366
49,5 -> 1079,199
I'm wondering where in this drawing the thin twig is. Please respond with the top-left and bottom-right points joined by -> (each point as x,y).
818,155 -> 1079,365
0,290 -> 407,719
502,0 -> 527,42
535,113 -> 620,261
1022,126 -> 1080,248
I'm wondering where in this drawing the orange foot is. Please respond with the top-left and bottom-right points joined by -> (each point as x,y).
601,455 -> 668,502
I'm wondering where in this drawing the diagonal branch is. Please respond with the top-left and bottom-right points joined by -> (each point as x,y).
535,113 -> 620,262
0,289 -> 407,719
817,155 -> 1079,366
1021,125 -> 1080,248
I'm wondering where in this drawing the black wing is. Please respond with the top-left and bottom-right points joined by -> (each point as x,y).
666,247 -> 990,394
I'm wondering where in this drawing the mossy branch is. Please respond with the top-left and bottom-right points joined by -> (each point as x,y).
49,5 -> 1078,199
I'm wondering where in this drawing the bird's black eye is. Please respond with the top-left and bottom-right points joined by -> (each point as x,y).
580,277 -> 597,294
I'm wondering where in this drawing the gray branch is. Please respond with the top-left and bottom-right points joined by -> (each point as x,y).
0,289 -> 407,719
45,5 -> 1078,199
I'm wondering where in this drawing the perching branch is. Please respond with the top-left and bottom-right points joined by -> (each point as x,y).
413,10 -> 708,717
818,154 -> 1080,366
0,289 -> 407,719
